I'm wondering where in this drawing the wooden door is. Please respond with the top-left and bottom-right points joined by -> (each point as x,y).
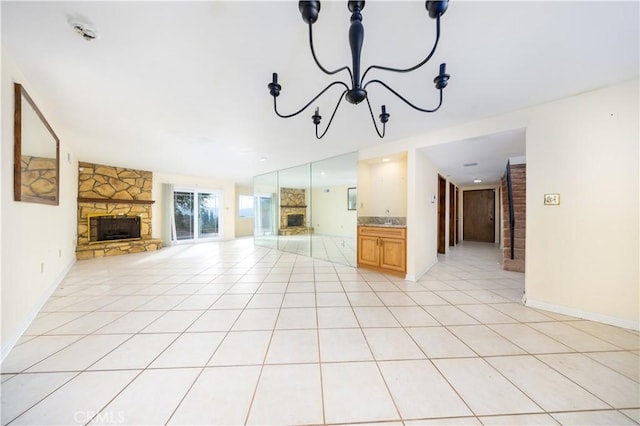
358,235 -> 380,267
455,187 -> 460,244
437,175 -> 446,253
449,182 -> 456,247
463,189 -> 495,242
380,238 -> 406,272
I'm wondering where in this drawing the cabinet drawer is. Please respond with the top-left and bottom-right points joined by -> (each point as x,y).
358,226 -> 406,239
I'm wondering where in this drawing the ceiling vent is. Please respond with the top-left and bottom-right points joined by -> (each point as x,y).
69,21 -> 98,41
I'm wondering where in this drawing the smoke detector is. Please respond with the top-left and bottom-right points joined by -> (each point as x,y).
69,20 -> 98,41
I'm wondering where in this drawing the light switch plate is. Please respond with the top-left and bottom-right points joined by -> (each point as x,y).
544,193 -> 560,205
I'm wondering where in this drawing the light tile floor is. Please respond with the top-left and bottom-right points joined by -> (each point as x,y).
1,240 -> 639,425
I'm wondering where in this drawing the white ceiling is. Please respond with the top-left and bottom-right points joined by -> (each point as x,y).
2,1 -> 638,186
421,128 -> 526,186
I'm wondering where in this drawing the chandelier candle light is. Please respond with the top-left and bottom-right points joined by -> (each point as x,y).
268,0 -> 450,139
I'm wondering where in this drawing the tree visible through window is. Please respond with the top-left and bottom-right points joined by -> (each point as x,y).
239,195 -> 254,218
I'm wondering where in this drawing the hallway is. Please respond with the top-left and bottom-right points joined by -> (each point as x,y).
1,240 -> 638,425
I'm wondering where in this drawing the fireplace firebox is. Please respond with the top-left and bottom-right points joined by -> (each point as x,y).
89,215 -> 141,243
287,214 -> 304,227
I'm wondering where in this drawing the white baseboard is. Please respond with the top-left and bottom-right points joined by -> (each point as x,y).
1,259 -> 76,362
526,297 -> 640,331
406,258 -> 439,283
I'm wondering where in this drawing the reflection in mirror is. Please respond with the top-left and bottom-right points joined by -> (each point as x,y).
278,164 -> 311,257
253,152 -> 358,267
14,83 -> 60,205
253,171 -> 278,249
311,152 -> 358,266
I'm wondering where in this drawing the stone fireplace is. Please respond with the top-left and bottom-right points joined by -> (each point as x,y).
279,187 -> 313,236
75,162 -> 162,259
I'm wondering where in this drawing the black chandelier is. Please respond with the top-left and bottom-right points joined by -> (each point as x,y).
267,0 -> 450,139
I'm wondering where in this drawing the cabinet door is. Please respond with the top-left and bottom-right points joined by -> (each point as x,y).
358,235 -> 380,267
380,238 -> 406,272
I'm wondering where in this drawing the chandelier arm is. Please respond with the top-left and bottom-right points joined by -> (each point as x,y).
316,90 -> 348,139
364,79 -> 444,113
308,23 -> 354,82
365,96 -> 386,139
361,15 -> 441,82
273,80 -> 350,119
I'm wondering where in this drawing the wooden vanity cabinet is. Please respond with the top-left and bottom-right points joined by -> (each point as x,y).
357,226 -> 406,276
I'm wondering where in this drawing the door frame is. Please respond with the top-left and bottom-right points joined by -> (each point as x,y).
449,182 -> 457,247
462,188 -> 496,243
437,175 -> 447,254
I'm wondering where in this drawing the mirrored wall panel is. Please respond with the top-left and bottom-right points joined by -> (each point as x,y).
278,163 -> 311,257
311,152 -> 358,266
254,152 -> 357,266
253,171 -> 278,249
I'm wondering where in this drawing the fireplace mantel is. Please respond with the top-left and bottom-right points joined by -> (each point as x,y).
78,197 -> 155,205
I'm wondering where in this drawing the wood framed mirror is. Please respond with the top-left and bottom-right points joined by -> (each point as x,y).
14,83 -> 60,205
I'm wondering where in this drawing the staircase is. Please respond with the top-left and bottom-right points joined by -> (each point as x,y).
502,163 -> 526,272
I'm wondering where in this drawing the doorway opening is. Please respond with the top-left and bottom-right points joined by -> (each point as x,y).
437,175 -> 447,253
449,182 -> 458,247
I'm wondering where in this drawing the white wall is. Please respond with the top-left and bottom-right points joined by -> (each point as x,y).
235,184 -> 253,237
407,150 -> 440,280
356,161 -> 372,213
361,78 -> 638,329
525,80 -> 639,329
357,156 -> 407,217
152,172 -> 236,242
310,185 -> 357,238
1,49 -> 78,359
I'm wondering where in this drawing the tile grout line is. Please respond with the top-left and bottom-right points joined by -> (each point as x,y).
242,249 -> 294,426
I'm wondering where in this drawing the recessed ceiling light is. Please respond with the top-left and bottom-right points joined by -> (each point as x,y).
382,158 -> 391,163
259,157 -> 267,162
464,162 -> 478,167
473,179 -> 482,183
320,171 -> 326,176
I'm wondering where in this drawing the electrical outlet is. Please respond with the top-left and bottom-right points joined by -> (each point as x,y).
40,263 -> 44,273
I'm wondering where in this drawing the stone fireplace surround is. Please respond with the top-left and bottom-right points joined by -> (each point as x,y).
75,162 -> 162,259
279,187 -> 313,236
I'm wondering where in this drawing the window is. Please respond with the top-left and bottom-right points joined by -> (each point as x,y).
239,195 -> 254,218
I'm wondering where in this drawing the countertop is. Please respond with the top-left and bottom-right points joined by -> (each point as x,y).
358,224 -> 407,229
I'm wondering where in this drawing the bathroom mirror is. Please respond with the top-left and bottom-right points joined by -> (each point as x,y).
14,83 -> 60,205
